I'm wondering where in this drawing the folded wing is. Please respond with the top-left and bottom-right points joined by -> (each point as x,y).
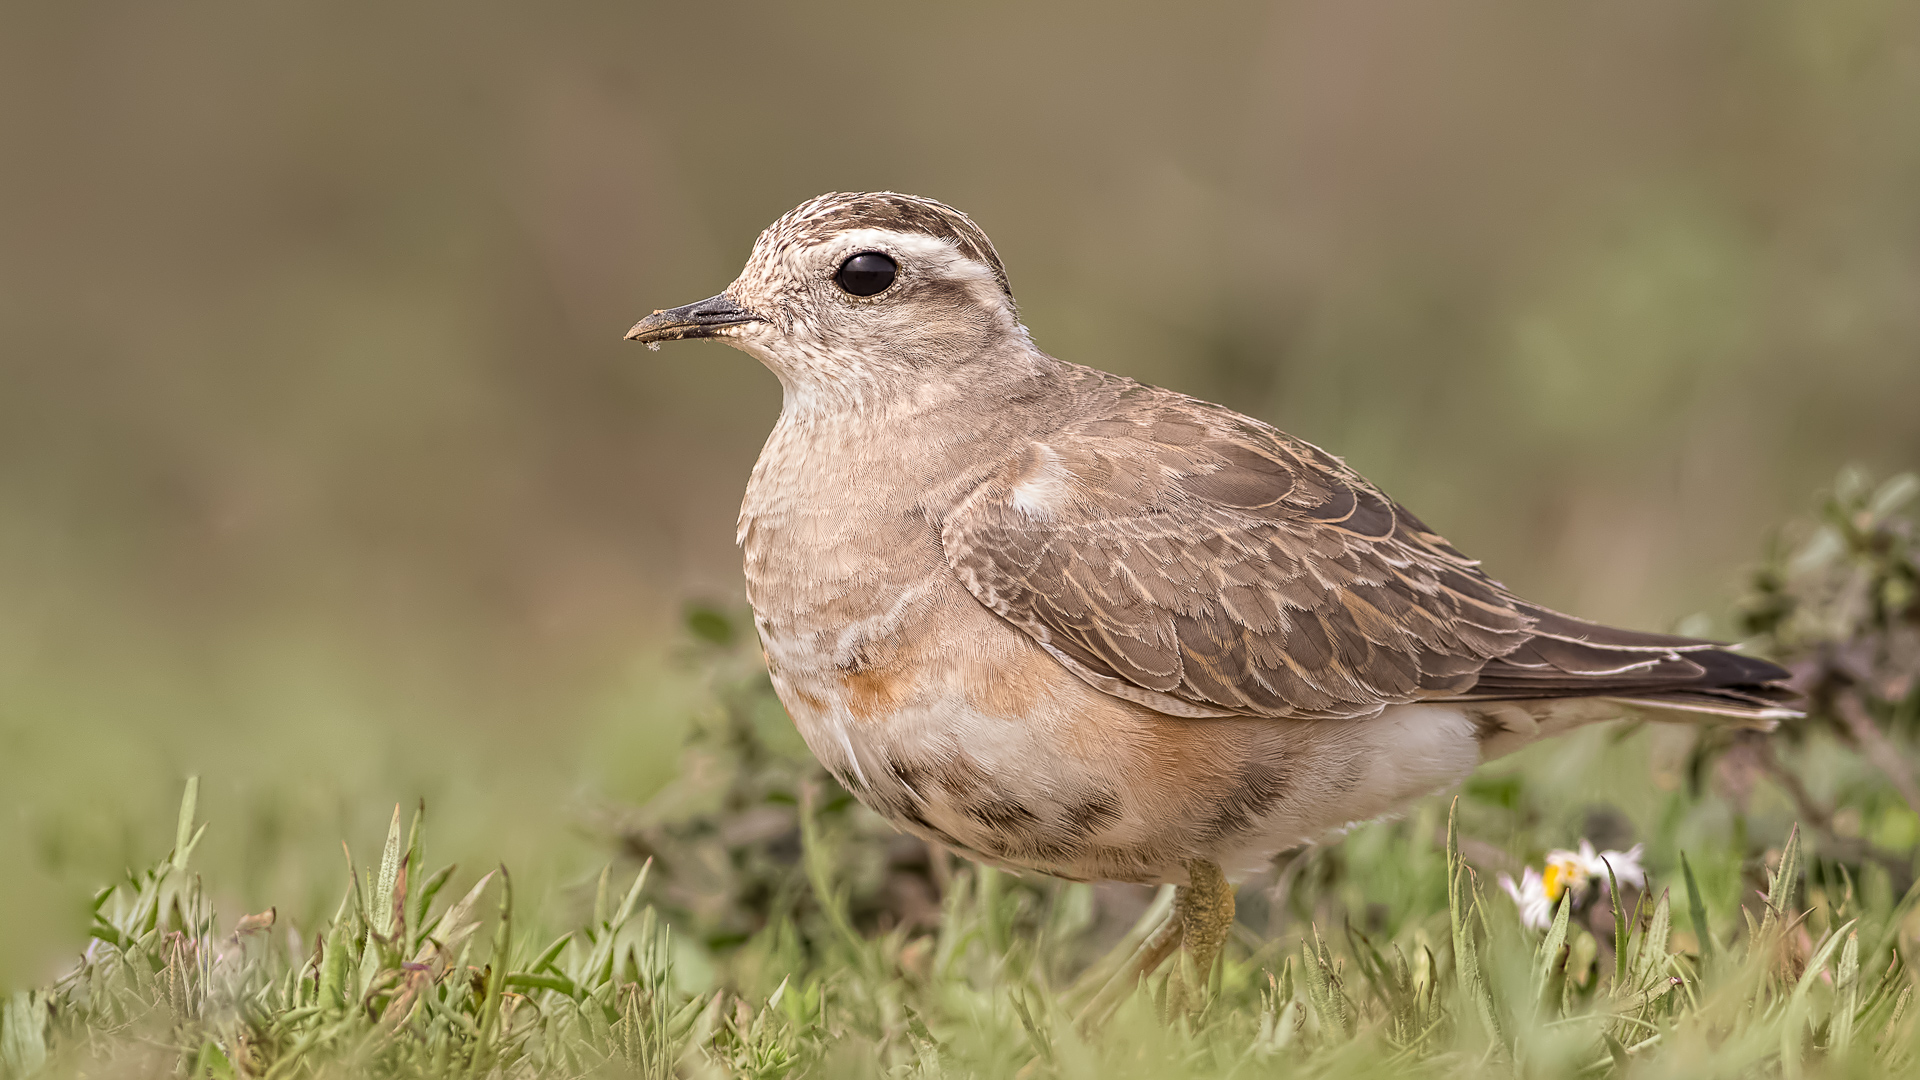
940,376 -> 1795,721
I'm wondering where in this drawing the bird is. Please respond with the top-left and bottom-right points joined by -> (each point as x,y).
626,191 -> 1798,1009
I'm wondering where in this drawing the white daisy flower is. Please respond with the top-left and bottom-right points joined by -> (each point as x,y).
1498,866 -> 1556,930
1552,840 -> 1646,895
1499,840 -> 1646,930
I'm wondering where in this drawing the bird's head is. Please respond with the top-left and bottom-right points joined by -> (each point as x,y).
627,192 -> 1030,406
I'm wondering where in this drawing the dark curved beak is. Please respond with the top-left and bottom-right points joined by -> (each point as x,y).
624,294 -> 764,345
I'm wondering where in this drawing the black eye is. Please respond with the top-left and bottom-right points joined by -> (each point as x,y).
835,251 -> 897,296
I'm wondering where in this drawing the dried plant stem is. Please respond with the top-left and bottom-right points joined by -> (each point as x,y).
1836,691 -> 1920,821
1757,738 -> 1836,833
1755,736 -> 1914,895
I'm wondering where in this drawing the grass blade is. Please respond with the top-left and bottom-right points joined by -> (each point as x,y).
612,859 -> 653,931
1630,889 -> 1671,994
1301,927 -> 1350,1036
414,870 -> 494,966
1681,852 -> 1714,968
1604,857 -> 1629,989
171,777 -> 206,872
1536,891 -> 1572,1011
1446,798 -> 1500,1046
473,865 -> 513,1068
402,801 -> 425,933
1763,824 -> 1803,936
375,804 -> 404,939
1835,930 -> 1862,1054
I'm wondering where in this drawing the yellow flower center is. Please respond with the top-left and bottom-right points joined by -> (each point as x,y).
1541,855 -> 1588,902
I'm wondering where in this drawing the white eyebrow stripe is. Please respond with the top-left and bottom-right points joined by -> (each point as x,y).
811,228 -> 1003,291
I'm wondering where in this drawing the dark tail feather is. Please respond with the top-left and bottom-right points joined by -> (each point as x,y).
1441,604 -> 1802,721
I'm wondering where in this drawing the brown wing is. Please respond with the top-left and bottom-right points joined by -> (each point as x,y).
940,377 -> 1797,721
940,388 -> 1534,720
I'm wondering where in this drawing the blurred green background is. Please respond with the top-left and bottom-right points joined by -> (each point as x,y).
2,0 -> 1916,987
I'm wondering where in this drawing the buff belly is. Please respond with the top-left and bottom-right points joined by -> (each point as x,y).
761,603 -> 1486,885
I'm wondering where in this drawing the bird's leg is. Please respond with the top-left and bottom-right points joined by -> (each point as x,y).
1077,860 -> 1236,1027
1166,859 -> 1234,1017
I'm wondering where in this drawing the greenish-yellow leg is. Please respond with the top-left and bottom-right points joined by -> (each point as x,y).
1166,859 -> 1234,1017
1078,859 -> 1235,1026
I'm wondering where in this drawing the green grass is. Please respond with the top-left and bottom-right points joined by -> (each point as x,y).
6,778 -> 1917,1079
2,470 -> 1916,1079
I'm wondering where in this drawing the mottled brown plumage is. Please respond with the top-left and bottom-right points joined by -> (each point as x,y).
942,365 -> 1796,722
626,191 -> 1798,1001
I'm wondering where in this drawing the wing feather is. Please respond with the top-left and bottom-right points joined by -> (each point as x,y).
939,369 -> 1797,721
940,378 -> 1531,719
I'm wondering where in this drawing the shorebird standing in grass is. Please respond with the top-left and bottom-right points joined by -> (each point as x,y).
626,192 -> 1797,1011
